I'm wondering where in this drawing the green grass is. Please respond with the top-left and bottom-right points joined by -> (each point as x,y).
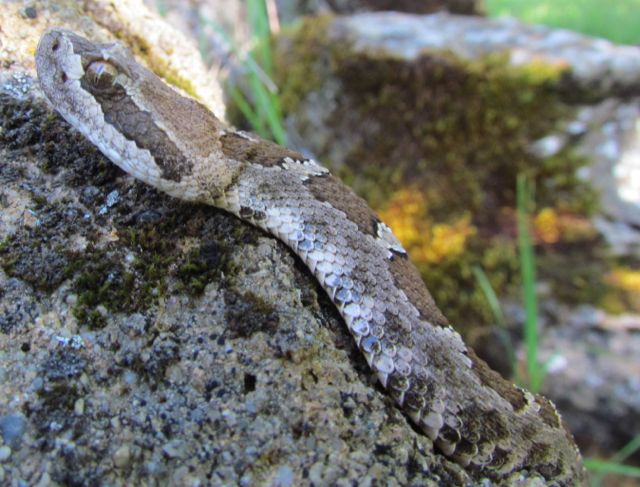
516,174 -> 546,392
155,0 -> 167,17
486,0 -> 640,45
474,175 -> 547,392
190,0 -> 287,145
243,0 -> 287,144
587,436 -> 640,486
472,265 -> 517,379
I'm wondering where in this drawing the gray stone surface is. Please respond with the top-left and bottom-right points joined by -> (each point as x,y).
332,12 -> 640,95
0,0 -> 225,123
535,98 -> 640,257
0,415 -> 27,449
537,304 -> 640,458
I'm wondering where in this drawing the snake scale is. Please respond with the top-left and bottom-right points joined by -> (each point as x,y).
35,29 -> 584,484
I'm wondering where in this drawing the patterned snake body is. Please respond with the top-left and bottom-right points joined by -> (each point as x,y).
35,29 -> 584,484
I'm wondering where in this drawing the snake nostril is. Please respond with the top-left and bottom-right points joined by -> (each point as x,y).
52,40 -> 60,51
61,72 -> 67,83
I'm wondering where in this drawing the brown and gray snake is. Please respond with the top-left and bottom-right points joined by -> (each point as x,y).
35,28 -> 585,485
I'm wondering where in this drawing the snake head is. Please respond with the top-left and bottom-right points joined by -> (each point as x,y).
36,28 -> 240,203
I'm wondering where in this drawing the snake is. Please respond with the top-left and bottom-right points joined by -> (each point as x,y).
35,28 -> 585,485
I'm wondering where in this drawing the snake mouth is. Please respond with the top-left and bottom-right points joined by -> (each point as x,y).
36,29 -> 88,117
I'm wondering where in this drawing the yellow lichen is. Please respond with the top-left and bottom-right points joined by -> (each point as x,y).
607,268 -> 640,293
420,219 -> 476,264
534,208 -> 597,244
534,208 -> 561,244
379,189 -> 476,265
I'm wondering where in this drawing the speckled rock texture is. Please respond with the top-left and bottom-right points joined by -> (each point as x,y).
332,13 -> 640,93
0,2 -> 547,487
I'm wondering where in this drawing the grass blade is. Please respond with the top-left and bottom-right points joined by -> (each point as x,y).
583,459 -> 640,478
517,174 -> 543,391
472,265 -> 517,380
228,85 -> 267,136
198,1 -> 286,144
588,436 -> 640,486
472,266 -> 506,326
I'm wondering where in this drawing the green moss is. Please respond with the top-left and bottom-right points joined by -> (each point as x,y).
31,193 -> 49,207
334,51 -> 582,218
417,238 -> 520,331
224,290 -> 280,339
176,242 -> 230,295
0,211 -> 77,293
68,248 -> 137,329
0,236 -> 11,253
2,88 -> 260,335
538,238 -> 612,305
66,208 -> 258,328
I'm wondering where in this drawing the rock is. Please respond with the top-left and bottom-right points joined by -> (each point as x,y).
326,13 -> 640,94
113,445 -> 132,468
537,305 -> 640,457
0,446 -> 11,462
0,0 -> 224,121
143,0 -> 483,51
0,415 -> 27,450
274,464 -> 295,487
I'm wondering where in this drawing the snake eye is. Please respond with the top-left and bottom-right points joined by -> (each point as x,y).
85,60 -> 119,90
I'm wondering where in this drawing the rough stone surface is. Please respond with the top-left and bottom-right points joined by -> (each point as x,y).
0,415 -> 27,450
0,0 -> 225,121
333,13 -> 640,95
